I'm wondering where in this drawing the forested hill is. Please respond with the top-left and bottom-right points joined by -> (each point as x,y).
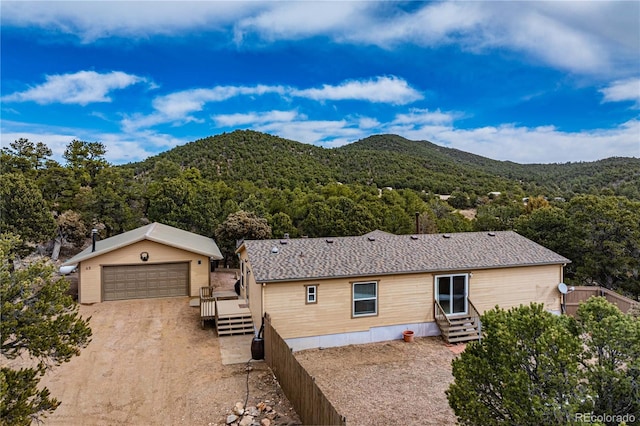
346,134 -> 640,199
128,130 -> 640,199
4,131 -> 639,296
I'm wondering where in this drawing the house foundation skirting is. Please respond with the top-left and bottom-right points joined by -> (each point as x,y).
284,322 -> 441,352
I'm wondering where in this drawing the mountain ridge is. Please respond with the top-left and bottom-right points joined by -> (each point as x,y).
126,130 -> 640,199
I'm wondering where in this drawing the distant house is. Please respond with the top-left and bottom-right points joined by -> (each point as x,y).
62,222 -> 223,304
236,230 -> 569,351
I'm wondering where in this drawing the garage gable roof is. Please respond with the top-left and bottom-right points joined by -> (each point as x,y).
62,222 -> 223,266
239,230 -> 570,283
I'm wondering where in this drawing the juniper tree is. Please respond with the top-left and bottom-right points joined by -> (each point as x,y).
447,299 -> 640,425
0,234 -> 92,425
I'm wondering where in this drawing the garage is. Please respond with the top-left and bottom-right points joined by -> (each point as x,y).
102,263 -> 189,301
61,222 -> 223,304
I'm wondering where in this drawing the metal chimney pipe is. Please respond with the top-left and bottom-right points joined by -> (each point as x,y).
415,212 -> 420,234
92,229 -> 98,252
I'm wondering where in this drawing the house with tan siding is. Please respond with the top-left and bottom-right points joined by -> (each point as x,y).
236,230 -> 569,351
62,222 -> 223,304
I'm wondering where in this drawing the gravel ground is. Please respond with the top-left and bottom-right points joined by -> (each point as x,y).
10,267 -> 461,426
7,271 -> 299,426
295,337 -> 461,426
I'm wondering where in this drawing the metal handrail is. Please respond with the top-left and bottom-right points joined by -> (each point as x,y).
434,300 -> 452,326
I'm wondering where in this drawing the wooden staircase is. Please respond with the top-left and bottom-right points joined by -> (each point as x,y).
435,299 -> 482,343
215,299 -> 255,336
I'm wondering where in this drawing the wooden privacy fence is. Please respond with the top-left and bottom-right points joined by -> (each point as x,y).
565,286 -> 639,316
264,313 -> 346,426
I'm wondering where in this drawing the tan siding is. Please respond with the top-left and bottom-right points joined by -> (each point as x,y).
239,249 -> 264,329
263,273 -> 434,339
469,265 -> 562,314
240,240 -> 565,340
78,240 -> 210,303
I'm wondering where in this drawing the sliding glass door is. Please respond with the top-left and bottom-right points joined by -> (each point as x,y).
435,274 -> 468,315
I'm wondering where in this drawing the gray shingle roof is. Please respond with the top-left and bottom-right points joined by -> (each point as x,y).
240,230 -> 570,283
62,222 -> 223,266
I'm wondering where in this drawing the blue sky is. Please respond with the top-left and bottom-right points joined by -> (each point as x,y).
1,1 -> 639,165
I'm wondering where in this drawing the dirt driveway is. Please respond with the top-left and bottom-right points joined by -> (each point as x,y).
34,297 -> 298,425
295,337 -> 461,426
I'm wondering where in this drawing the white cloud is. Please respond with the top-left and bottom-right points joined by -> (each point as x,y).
356,2 -> 485,48
152,85 -> 287,118
207,107 -> 639,163
358,117 -> 380,130
292,76 -> 422,105
0,1 -> 262,43
4,112 -> 638,165
121,85 -> 287,131
0,130 -> 74,163
2,71 -> 147,105
1,121 -> 186,164
4,2 -> 636,76
500,7 -> 605,73
235,1 -> 639,76
392,109 -> 456,126
600,78 -> 640,107
233,2 -> 368,43
123,77 -> 420,131
255,119 -> 360,148
95,130 -> 186,164
384,118 -> 640,164
206,96 -> 640,163
354,2 -> 637,76
213,110 -> 302,127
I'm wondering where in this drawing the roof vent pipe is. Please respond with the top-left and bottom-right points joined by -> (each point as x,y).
91,229 -> 98,252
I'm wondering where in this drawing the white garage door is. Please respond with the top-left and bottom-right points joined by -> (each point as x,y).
102,263 -> 189,301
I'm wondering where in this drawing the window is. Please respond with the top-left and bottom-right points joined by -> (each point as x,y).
352,281 -> 378,317
305,285 -> 317,304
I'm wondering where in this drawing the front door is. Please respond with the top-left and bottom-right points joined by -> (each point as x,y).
435,274 -> 468,316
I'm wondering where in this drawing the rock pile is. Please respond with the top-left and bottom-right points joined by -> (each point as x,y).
225,400 -> 298,426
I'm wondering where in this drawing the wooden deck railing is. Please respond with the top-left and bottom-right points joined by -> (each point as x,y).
467,298 -> 482,340
565,286 -> 639,316
434,300 -> 451,327
435,298 -> 482,343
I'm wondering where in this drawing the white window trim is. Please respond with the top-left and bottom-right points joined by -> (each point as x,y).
434,273 -> 468,316
352,281 -> 378,317
305,284 -> 317,304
